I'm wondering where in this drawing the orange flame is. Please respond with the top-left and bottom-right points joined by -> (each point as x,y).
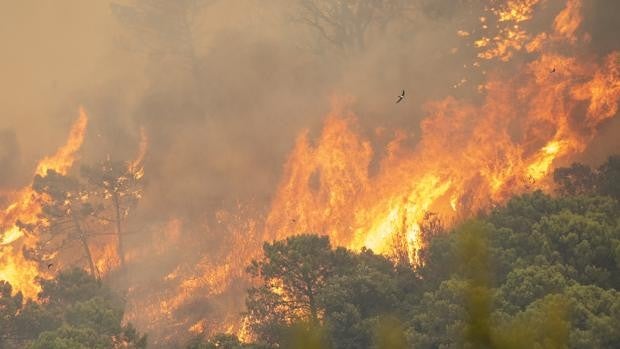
471,0 -> 587,62
129,127 -> 148,180
0,108 -> 88,298
553,0 -> 582,43
496,0 -> 541,23
36,108 -> 88,177
124,0 -> 619,342
264,2 -> 619,263
473,0 -> 542,61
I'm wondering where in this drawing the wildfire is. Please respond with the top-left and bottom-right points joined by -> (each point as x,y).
83,0 -> 620,344
35,108 -> 88,177
119,1 -> 620,343
94,242 -> 121,276
264,0 -> 619,264
553,0 -> 582,43
471,0 -> 589,63
472,0 -> 542,61
495,0 -> 540,23
0,108 -> 88,298
129,127 -> 148,180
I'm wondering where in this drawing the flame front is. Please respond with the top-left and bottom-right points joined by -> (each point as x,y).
110,0 -> 620,343
121,1 -> 620,342
0,108 -> 88,298
265,54 -> 618,262
265,0 -> 619,264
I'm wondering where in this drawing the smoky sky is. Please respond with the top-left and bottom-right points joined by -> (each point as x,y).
0,129 -> 20,188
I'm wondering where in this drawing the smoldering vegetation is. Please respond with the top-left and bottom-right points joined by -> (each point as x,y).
0,0 -> 619,346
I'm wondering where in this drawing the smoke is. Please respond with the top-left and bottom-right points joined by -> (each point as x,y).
0,0 -> 618,346
0,129 -> 20,188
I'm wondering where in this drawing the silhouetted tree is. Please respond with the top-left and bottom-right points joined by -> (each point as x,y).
81,159 -> 143,269
32,170 -> 99,277
110,0 -> 214,73
240,184 -> 620,348
245,235 -> 334,343
293,0 -> 410,52
244,235 -> 415,348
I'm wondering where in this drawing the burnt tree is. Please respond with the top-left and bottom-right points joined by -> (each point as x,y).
110,0 -> 214,74
81,159 -> 143,270
294,0 -> 410,52
32,170 -> 99,278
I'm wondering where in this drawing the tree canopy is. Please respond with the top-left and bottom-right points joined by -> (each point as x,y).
4,157 -> 620,348
0,269 -> 146,349
194,157 -> 620,348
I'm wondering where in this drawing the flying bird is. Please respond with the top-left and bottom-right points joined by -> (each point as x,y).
396,90 -> 405,103
47,263 -> 54,269
551,67 -> 556,73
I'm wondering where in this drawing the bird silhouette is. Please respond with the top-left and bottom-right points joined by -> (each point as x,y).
396,90 -> 405,103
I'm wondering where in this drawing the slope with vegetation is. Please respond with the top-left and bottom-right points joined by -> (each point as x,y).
1,156 -> 619,348
190,155 -> 620,348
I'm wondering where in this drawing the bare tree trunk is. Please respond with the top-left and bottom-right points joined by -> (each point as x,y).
72,213 -> 98,278
112,192 -> 126,269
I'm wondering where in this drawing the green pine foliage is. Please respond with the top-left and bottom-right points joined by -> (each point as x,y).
0,269 -> 146,349
211,156 -> 620,349
2,156 -> 619,348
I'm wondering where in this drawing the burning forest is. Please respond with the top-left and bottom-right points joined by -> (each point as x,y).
1,0 -> 619,348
